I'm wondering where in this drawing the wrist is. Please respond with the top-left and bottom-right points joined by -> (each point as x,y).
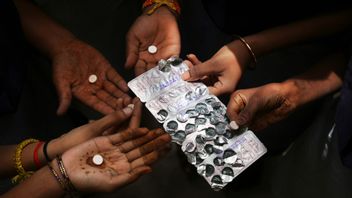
226,40 -> 252,71
281,80 -> 305,109
142,0 -> 180,17
48,35 -> 76,60
143,5 -> 176,17
45,138 -> 66,162
43,164 -> 65,196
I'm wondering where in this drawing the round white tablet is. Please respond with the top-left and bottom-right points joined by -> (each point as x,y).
229,121 -> 239,130
88,74 -> 98,83
148,45 -> 158,54
92,154 -> 104,165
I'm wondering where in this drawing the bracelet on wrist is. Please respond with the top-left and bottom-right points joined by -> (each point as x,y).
233,34 -> 257,70
43,140 -> 52,162
142,0 -> 181,16
12,138 -> 38,184
33,141 -> 44,169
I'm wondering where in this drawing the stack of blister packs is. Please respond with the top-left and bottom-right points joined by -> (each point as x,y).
128,57 -> 267,190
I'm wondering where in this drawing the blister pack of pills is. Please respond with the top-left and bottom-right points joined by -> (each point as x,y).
128,57 -> 267,190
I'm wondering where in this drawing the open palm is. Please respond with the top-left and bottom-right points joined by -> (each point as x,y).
53,39 -> 131,115
125,7 -> 180,76
61,128 -> 170,192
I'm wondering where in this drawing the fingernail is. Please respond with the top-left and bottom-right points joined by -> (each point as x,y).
123,104 -> 134,115
229,121 -> 239,130
181,72 -> 190,80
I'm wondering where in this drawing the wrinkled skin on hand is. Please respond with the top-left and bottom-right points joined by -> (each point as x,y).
226,83 -> 299,131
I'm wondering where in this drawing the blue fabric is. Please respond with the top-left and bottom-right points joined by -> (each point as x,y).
0,0 -> 27,114
335,56 -> 352,168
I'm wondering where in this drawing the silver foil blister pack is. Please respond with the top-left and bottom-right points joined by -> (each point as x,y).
128,57 -> 267,190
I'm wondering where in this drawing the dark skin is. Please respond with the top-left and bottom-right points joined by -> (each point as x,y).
61,128 -> 171,192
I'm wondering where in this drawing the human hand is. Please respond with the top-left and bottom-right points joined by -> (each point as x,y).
226,82 -> 300,131
47,99 -> 143,160
125,6 -> 180,76
182,40 -> 252,96
60,128 -> 171,192
52,39 -> 131,115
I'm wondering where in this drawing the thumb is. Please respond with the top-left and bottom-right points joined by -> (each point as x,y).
125,33 -> 139,69
236,96 -> 262,126
89,104 -> 135,134
181,60 -> 219,81
56,81 -> 72,116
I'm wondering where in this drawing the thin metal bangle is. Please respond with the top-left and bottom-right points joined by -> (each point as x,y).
47,163 -> 66,191
233,34 -> 257,70
57,156 -> 77,193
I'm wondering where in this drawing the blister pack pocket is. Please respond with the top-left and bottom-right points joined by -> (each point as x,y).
128,57 -> 266,190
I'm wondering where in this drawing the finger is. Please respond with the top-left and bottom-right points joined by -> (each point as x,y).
130,149 -> 163,169
96,89 -> 122,110
105,166 -> 151,192
74,91 -> 115,114
103,80 -> 130,99
56,80 -> 72,115
116,98 -> 125,110
126,133 -> 171,162
108,128 -> 149,145
125,33 -> 140,69
186,54 -> 202,65
89,105 -> 135,133
181,61 -> 220,82
135,59 -> 147,76
123,97 -> 133,107
129,98 -> 142,129
236,96 -> 263,126
106,68 -> 129,92
208,79 -> 234,96
226,92 -> 248,130
118,128 -> 164,153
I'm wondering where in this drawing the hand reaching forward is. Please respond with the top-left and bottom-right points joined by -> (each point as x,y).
60,128 -> 171,192
182,40 -> 252,96
53,39 -> 131,115
125,7 -> 180,76
47,99 -> 143,160
226,82 -> 300,131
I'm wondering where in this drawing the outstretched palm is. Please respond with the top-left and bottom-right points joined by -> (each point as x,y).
61,128 -> 170,192
125,7 -> 180,76
53,39 -> 131,115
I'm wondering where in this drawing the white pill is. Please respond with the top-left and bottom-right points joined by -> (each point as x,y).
148,45 -> 158,54
92,154 -> 104,165
88,74 -> 98,83
229,121 -> 239,130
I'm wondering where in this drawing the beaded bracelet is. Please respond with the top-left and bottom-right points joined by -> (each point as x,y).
143,0 -> 181,16
233,34 -> 257,70
12,138 -> 38,184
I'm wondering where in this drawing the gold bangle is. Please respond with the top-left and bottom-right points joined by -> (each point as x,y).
12,138 -> 38,184
143,0 -> 181,16
233,34 -> 257,69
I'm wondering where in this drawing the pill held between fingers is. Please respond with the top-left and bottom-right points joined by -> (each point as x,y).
92,154 -> 104,165
229,121 -> 239,130
148,45 -> 158,54
88,74 -> 98,83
